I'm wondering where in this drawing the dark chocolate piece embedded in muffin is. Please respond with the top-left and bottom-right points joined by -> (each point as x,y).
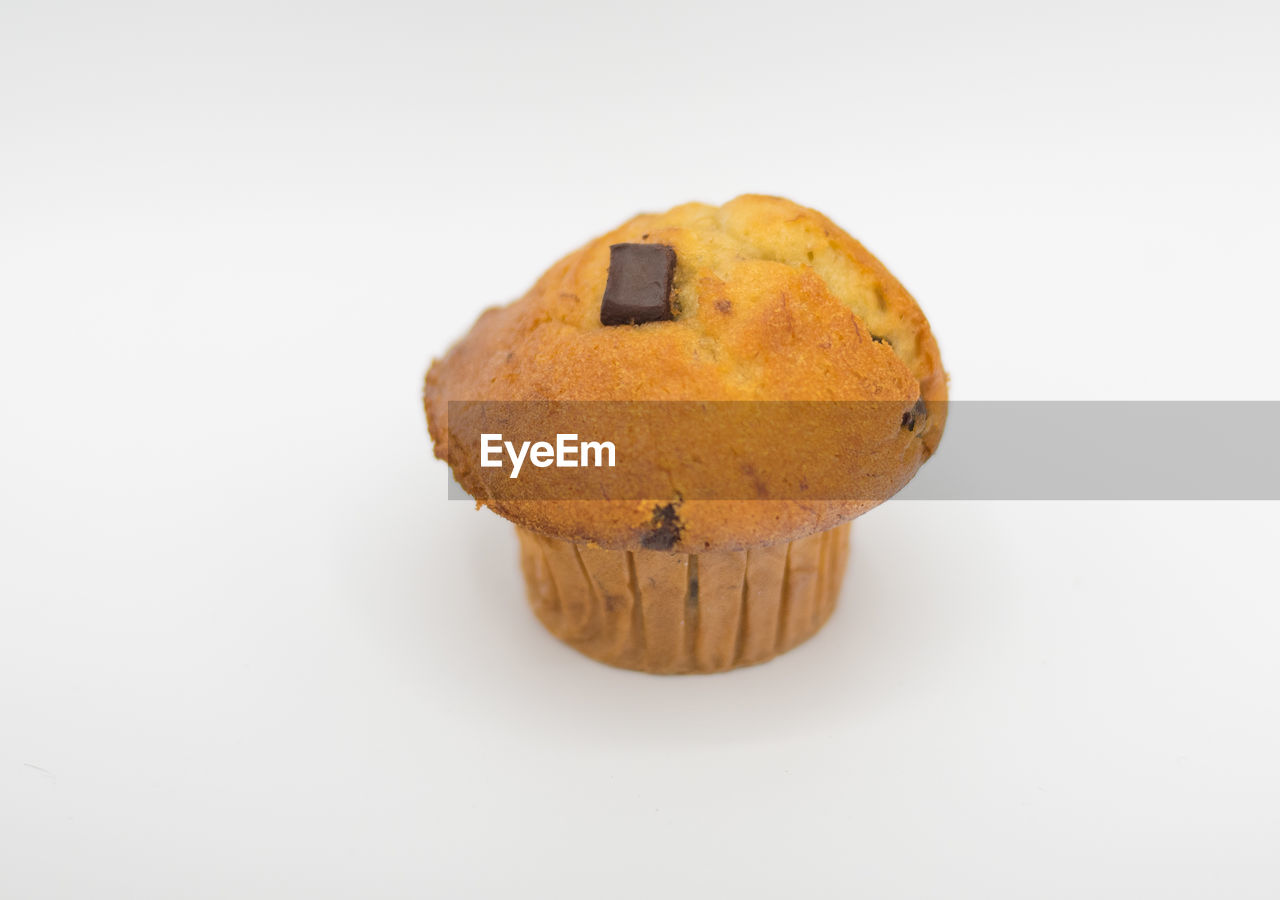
600,243 -> 677,325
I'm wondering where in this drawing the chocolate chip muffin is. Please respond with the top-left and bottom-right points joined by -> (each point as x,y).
424,194 -> 946,673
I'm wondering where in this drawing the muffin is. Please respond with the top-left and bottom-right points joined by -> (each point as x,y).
423,194 -> 946,674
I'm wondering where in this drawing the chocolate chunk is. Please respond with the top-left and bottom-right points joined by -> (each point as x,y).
600,243 -> 676,325
641,502 -> 683,550
901,397 -> 928,432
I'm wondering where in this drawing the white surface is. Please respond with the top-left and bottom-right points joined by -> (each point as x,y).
2,1 -> 1278,897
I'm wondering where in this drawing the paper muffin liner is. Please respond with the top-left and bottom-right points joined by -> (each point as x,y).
515,522 -> 851,674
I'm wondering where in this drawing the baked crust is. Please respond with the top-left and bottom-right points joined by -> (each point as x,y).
424,194 -> 947,550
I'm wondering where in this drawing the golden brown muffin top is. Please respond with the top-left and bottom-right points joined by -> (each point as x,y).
424,194 -> 947,551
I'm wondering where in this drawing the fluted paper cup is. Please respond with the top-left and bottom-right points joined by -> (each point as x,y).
515,523 -> 851,674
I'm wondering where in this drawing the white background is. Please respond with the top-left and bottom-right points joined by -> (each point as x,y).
3,0 -> 1278,896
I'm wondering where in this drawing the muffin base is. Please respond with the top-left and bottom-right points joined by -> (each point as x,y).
515,523 -> 851,674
